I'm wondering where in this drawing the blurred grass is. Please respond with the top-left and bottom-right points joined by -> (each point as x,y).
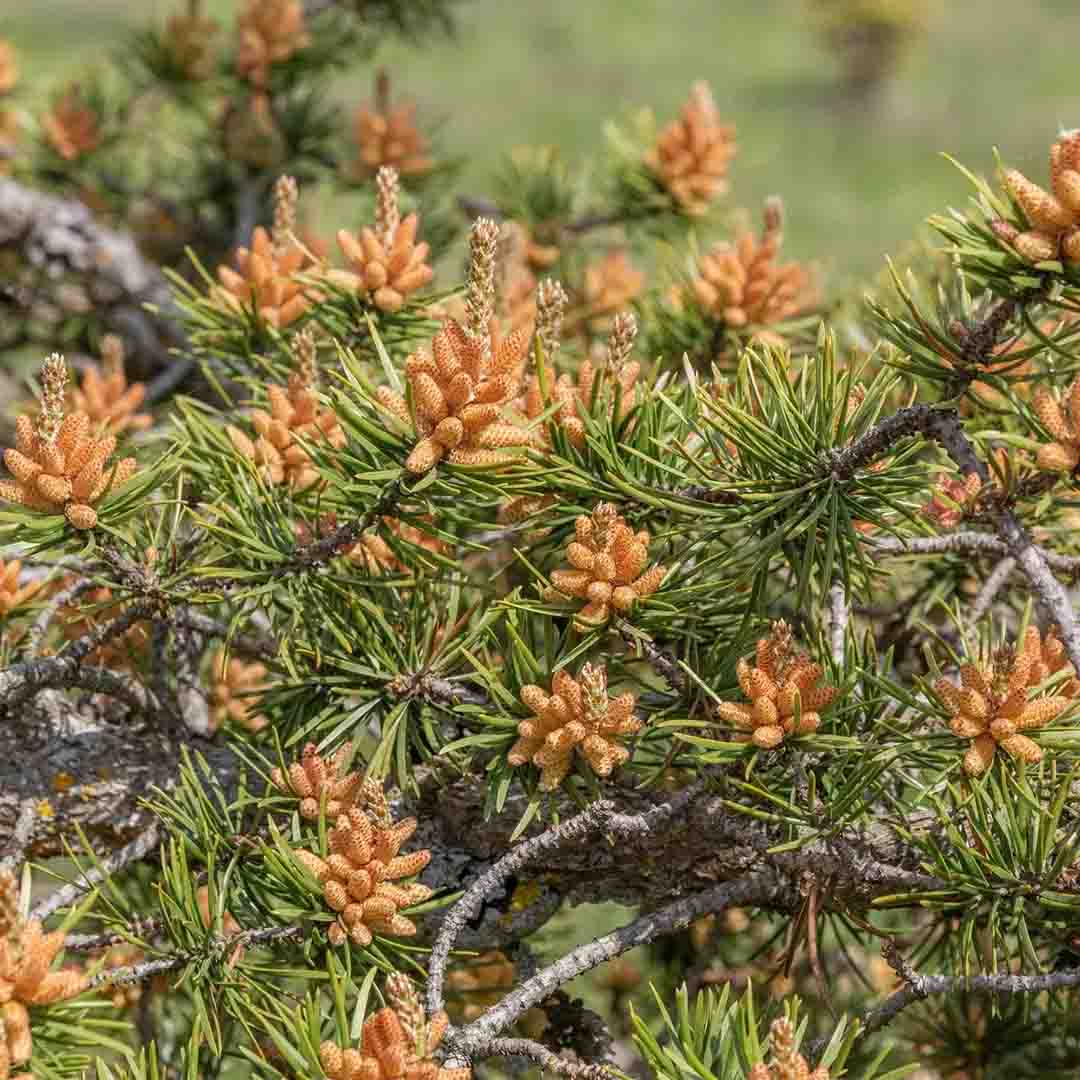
7,0 -> 1080,287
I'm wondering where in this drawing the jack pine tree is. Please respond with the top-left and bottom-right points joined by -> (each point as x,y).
5,4 -> 1080,1080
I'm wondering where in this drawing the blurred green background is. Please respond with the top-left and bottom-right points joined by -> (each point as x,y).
6,0 -> 1080,287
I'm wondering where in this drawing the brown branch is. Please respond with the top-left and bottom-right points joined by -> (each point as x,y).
0,177 -> 189,386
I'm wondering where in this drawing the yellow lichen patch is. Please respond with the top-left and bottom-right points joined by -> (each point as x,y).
543,502 -> 665,629
644,81 -> 736,216
376,318 -> 534,474
509,663 -> 641,790
716,621 -> 837,749
51,772 -> 75,794
0,355 -> 137,530
294,788 -> 432,947
935,626 -> 1079,776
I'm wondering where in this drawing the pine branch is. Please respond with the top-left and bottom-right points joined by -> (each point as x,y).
868,532 -> 1080,574
466,1036 -> 613,1079
448,872 -> 786,1047
970,556 -> 1016,624
426,784 -> 709,1016
0,177 -> 188,380
832,404 -> 1080,668
87,924 -> 305,988
829,583 -> 848,664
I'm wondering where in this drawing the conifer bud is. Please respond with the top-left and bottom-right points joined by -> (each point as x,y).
465,218 -> 501,350
272,174 -> 299,253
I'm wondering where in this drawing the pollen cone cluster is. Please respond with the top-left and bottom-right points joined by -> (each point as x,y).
444,952 -> 551,1036
295,792 -> 432,947
348,71 -> 434,179
0,560 -> 40,615
510,663 -> 640,790
446,951 -> 513,1020
236,0 -> 308,88
522,312 -> 640,450
377,318 -> 533,473
227,341 -> 346,491
997,131 -> 1080,263
935,626 -> 1079,776
71,336 -> 151,436
215,222 -> 314,328
1,918 -> 87,1079
582,249 -> 645,331
0,40 -> 18,95
1034,374 -> 1080,474
320,985 -> 470,1080
685,199 -> 815,333
921,470 -> 982,529
163,3 -> 219,81
746,1017 -> 829,1080
645,81 -> 736,216
717,621 -> 837,749
272,742 -> 377,820
41,84 -> 100,161
216,178 -> 315,327
1,355 -> 137,530
348,517 -> 447,574
209,649 -> 269,733
332,167 -> 433,312
544,502 -> 665,629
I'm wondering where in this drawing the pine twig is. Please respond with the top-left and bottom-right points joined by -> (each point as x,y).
466,1037 -> 613,1079
868,532 -> 1080,574
970,556 -> 1016,624
831,404 -> 1080,671
88,924 -> 304,988
829,583 -> 848,665
32,825 -> 161,922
